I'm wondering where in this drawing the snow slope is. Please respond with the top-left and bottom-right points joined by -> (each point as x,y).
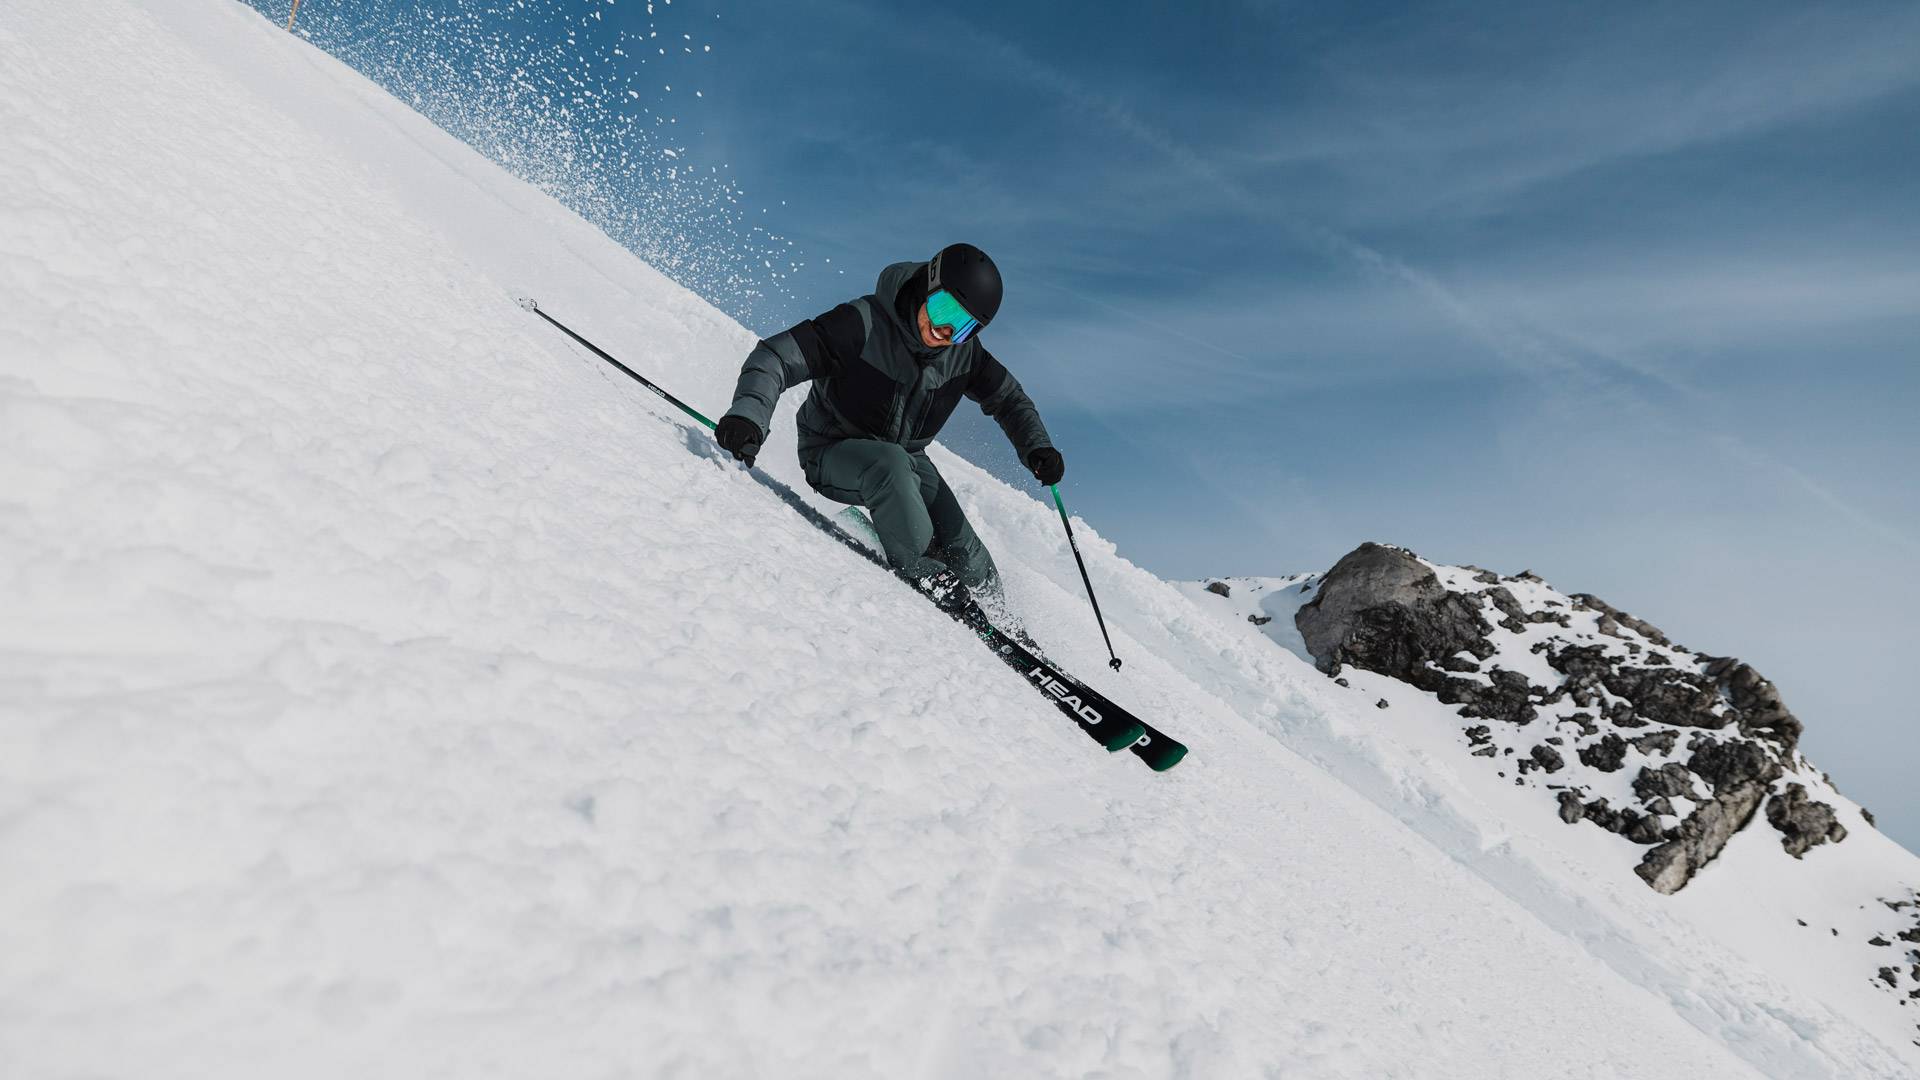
2,1 -> 1915,1076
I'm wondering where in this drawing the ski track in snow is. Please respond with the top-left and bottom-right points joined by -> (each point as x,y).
1,1 -> 1915,1077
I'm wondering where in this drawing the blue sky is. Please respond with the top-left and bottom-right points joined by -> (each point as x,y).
276,0 -> 1920,846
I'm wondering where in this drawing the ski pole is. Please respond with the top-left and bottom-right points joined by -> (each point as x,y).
1051,485 -> 1122,671
516,297 -> 716,431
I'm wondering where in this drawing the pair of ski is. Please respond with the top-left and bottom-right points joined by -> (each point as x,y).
518,297 -> 1186,773
947,599 -> 1187,772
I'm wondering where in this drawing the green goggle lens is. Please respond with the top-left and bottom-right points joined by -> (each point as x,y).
925,288 -> 981,344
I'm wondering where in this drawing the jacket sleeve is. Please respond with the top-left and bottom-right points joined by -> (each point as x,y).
723,303 -> 866,434
966,347 -> 1054,463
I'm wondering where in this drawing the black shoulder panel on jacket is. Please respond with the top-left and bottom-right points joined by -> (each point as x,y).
786,302 -> 867,380
965,347 -> 1013,405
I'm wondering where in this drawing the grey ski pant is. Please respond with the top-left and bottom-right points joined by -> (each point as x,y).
806,439 -> 1000,590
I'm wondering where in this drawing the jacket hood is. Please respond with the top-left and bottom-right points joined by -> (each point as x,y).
875,260 -> 939,358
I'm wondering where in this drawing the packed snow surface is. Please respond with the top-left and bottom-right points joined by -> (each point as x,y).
3,2 -> 1917,1077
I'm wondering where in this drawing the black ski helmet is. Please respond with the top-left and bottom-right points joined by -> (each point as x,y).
927,242 -> 1002,329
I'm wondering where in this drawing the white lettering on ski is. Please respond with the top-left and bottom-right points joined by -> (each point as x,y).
1027,665 -> 1104,727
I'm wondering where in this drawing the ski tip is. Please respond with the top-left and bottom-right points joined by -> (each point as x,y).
1140,741 -> 1188,772
514,295 -> 539,312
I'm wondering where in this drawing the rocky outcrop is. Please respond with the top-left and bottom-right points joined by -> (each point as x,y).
1294,542 -> 1850,896
1703,656 -> 1804,748
1633,763 -> 1697,802
1570,592 -> 1672,647
1767,784 -> 1848,858
1635,781 -> 1769,894
1577,733 -> 1628,772
1295,544 -> 1492,680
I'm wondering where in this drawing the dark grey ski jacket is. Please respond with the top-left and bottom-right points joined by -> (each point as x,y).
722,260 -> 1053,485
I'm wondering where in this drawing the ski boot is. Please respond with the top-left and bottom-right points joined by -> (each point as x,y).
914,567 -> 973,615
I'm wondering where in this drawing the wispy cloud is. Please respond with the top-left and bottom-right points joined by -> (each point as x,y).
1239,5 -> 1920,220
948,11 -> 1920,558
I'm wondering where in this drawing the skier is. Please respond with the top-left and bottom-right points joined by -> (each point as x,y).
714,243 -> 1063,611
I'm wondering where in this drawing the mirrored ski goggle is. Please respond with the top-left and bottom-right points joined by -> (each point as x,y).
925,288 -> 981,344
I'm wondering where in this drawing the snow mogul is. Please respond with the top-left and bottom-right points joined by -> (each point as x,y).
714,243 -> 1063,611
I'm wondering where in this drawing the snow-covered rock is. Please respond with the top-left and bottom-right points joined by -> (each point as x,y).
1220,541 -> 1920,1041
1288,542 -> 1846,891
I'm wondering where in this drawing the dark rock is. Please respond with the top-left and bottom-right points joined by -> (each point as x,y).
1470,569 -> 1500,585
1578,733 -> 1629,773
1645,796 -> 1677,818
1631,731 -> 1679,756
1480,586 -> 1570,632
1580,797 -> 1626,833
1440,667 -> 1541,726
1564,712 -> 1599,737
1294,543 -> 1495,679
1900,927 -> 1920,944
1557,790 -> 1585,824
1334,677 -> 1350,688
1634,780 -> 1768,894
1688,740 -> 1783,793
1765,784 -> 1849,858
1528,745 -> 1566,774
1625,814 -> 1666,845
1376,698 -> 1390,710
1864,807 -> 1877,826
1204,581 -> 1231,598
1463,725 -> 1491,746
1621,670 -> 1720,730
1870,936 -> 1892,947
1880,967 -> 1900,988
1544,644 -> 1740,735
1570,593 -> 1673,646
1702,656 -> 1803,750
1471,745 -> 1498,758
1248,613 -> 1272,626
1633,763 -> 1698,802
1541,645 -> 1610,709
1484,586 -> 1528,633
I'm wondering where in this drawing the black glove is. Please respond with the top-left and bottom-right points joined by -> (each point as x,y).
715,415 -> 763,467
1027,447 -> 1065,486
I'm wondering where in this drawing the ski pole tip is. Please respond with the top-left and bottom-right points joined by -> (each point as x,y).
1109,657 -> 1123,671
514,296 -> 539,312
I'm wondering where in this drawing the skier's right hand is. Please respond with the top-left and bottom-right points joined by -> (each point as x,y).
714,415 -> 763,467
1026,446 -> 1065,486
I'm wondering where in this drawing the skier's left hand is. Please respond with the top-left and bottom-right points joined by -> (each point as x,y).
1027,447 -> 1065,486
